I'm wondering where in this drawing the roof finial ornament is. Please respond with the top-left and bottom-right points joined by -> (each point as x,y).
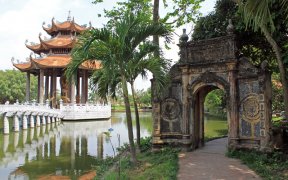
179,28 -> 189,43
42,21 -> 45,26
25,39 -> 28,44
11,57 -> 15,64
67,10 -> 71,21
89,21 -> 92,28
226,19 -> 234,35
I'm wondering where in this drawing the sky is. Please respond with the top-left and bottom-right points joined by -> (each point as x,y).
0,0 -> 216,90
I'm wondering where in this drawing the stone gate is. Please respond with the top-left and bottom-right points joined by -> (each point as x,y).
152,26 -> 272,151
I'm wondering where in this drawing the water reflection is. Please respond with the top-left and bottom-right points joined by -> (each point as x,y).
0,112 -> 227,179
0,112 -> 152,179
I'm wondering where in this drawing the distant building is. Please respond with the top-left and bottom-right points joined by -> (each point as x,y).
13,13 -> 100,108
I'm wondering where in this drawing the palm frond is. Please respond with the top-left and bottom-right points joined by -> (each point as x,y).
239,0 -> 275,32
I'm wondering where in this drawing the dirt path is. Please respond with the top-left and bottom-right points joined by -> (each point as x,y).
177,138 -> 261,180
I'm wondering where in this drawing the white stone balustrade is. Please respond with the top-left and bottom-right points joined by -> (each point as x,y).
60,102 -> 111,120
0,101 -> 62,134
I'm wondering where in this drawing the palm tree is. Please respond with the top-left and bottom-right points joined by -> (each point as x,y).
88,42 -> 170,150
66,12 -> 171,164
126,42 -> 170,148
234,0 -> 288,119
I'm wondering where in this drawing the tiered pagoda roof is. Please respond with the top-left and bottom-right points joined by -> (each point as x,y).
13,15 -> 99,73
43,17 -> 89,36
25,35 -> 76,54
13,55 -> 101,70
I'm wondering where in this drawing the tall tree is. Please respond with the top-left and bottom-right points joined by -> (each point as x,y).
0,70 -> 37,104
126,43 -> 170,147
234,0 -> 288,119
66,13 -> 171,164
93,0 -> 171,149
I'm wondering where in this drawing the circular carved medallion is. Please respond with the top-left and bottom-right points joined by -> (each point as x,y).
161,98 -> 180,122
242,96 -> 260,122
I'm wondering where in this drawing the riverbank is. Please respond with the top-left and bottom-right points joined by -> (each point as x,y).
111,105 -> 152,112
95,137 -> 179,179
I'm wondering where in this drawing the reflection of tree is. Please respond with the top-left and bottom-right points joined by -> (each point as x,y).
111,112 -> 153,134
19,134 -> 101,179
97,133 -> 103,159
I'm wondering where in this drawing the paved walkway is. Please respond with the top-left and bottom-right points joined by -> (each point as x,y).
177,138 -> 261,180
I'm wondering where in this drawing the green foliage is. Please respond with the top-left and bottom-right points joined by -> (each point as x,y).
204,116 -> 228,140
67,12 -> 171,101
227,149 -> 288,179
192,0 -> 288,68
93,157 -> 116,179
93,0 -> 203,28
100,137 -> 179,180
0,70 -> 37,104
193,0 -> 237,40
204,89 -> 226,116
94,0 -> 152,29
161,0 -> 203,28
272,117 -> 286,127
67,11 -> 172,164
272,73 -> 284,111
139,136 -> 152,152
137,88 -> 152,107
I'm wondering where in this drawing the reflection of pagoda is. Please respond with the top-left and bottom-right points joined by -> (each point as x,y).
13,12 -> 100,108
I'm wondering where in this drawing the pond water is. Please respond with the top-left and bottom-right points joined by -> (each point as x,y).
0,112 -> 226,179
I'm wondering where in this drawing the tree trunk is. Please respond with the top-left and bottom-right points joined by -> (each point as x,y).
153,0 -> 160,57
131,81 -> 141,148
152,0 -> 160,101
261,25 -> 288,120
121,75 -> 137,164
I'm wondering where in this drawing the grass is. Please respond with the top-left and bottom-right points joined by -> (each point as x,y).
227,150 -> 288,180
95,137 -> 179,180
111,104 -> 135,111
204,118 -> 228,141
95,130 -> 227,180
272,116 -> 287,127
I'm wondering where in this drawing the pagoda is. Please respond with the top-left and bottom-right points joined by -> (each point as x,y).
13,13 -> 100,108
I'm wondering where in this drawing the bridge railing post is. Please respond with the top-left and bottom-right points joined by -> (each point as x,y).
23,115 -> 28,130
13,114 -> 19,132
4,116 -> 9,134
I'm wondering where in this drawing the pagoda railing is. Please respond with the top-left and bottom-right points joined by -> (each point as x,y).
59,100 -> 111,120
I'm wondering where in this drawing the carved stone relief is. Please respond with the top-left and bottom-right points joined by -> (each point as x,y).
239,94 -> 261,138
161,98 -> 181,133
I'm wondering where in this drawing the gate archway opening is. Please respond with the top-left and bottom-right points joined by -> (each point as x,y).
191,85 -> 228,149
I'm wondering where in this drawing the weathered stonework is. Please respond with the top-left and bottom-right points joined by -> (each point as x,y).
152,32 -> 272,151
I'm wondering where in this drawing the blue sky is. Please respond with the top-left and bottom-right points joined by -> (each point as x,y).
0,0 -> 216,89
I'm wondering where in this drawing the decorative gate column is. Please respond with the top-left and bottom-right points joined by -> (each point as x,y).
227,62 -> 239,148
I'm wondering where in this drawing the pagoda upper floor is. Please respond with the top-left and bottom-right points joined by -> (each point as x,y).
13,13 -> 100,73
25,15 -> 91,55
43,17 -> 90,37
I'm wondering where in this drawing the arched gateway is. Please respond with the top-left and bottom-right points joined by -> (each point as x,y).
152,28 -> 272,151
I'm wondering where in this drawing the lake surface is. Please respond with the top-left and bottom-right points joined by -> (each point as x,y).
0,112 -> 226,179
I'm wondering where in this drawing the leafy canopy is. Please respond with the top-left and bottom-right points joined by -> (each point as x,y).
0,70 -> 37,104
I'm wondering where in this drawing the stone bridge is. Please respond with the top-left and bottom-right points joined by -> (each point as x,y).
0,100 -> 62,134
